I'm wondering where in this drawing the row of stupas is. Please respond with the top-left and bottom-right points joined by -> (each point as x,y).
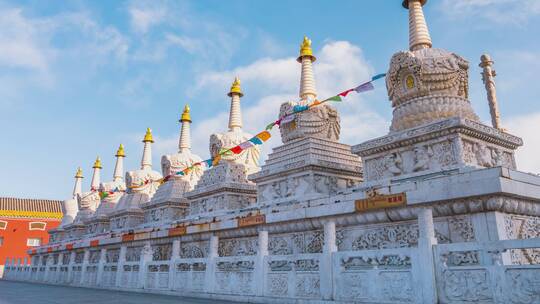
50,0 -> 514,245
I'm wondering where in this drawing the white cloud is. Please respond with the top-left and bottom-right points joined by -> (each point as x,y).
155,40 -> 389,165
128,1 -> 166,34
440,0 -> 540,25
505,112 -> 540,174
0,8 -> 51,71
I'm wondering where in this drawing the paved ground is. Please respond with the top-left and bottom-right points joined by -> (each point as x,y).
0,281 -> 244,304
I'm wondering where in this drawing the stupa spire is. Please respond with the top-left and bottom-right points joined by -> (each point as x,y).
297,36 -> 317,101
227,77 -> 243,131
73,167 -> 83,198
479,54 -> 503,130
403,0 -> 432,51
90,157 -> 102,191
113,144 -> 125,182
141,128 -> 154,170
179,105 -> 192,152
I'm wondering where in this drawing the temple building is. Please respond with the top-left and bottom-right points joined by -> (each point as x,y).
4,1 -> 540,303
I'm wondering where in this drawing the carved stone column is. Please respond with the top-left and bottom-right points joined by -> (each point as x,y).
43,255 -> 51,283
205,235 -> 219,293
96,248 -> 107,286
417,207 -> 438,304
255,230 -> 269,296
115,245 -> 127,287
321,221 -> 337,300
80,249 -> 90,285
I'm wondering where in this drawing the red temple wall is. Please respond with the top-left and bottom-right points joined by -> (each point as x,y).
0,217 -> 60,265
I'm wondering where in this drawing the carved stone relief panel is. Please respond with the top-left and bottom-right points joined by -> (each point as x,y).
218,237 -> 257,257
179,241 -> 208,259
461,139 -> 515,169
74,252 -> 84,264
125,246 -> 142,262
106,249 -> 120,263
504,214 -> 540,265
380,271 -> 414,302
89,250 -> 100,264
442,269 -> 493,302
505,269 -> 540,304
152,243 -> 172,261
269,230 -> 323,255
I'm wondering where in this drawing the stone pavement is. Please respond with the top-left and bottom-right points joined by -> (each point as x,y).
0,281 -> 243,304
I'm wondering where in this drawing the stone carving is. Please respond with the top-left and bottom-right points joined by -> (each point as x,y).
74,252 -> 84,264
268,274 -> 288,296
386,48 -> 478,131
152,244 -> 172,261
218,238 -> 257,257
106,249 -> 120,263
161,151 -> 203,190
216,261 -> 255,272
442,251 -> 480,267
341,255 -> 411,269
269,230 -> 323,255
449,217 -> 475,242
180,242 -> 207,259
385,152 -> 403,175
209,130 -> 260,175
352,224 -> 419,250
125,168 -> 162,198
89,250 -> 100,264
379,272 -> 414,302
294,259 -> 319,271
279,102 -> 340,143
125,247 -> 142,262
443,270 -> 492,302
413,145 -> 433,172
506,269 -> 540,304
295,273 -> 320,298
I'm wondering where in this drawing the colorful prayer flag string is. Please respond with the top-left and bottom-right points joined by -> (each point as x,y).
162,73 -> 386,181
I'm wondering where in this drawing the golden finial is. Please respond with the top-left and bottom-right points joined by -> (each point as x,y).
75,167 -> 84,178
143,128 -> 154,143
297,36 -> 316,63
92,157 -> 102,169
115,144 -> 126,158
228,76 -> 243,97
180,105 -> 191,122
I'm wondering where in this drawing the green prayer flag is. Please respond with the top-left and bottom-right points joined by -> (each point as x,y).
326,95 -> 342,102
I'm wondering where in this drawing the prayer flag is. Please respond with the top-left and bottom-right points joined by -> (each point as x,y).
255,130 -> 271,142
326,95 -> 343,102
293,105 -> 309,113
265,122 -> 275,130
371,73 -> 386,81
230,145 -> 243,154
239,141 -> 254,150
212,155 -> 221,166
281,114 -> 295,124
204,159 -> 213,168
354,82 -> 374,93
338,89 -> 354,97
249,137 -> 263,145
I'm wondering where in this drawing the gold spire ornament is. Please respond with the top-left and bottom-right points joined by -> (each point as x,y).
228,76 -> 244,97
297,36 -> 316,62
75,167 -> 84,178
115,144 -> 126,158
93,157 -> 102,169
180,105 -> 192,122
143,128 -> 154,143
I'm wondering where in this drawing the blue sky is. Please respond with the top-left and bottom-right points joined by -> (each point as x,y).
1,0 -> 540,199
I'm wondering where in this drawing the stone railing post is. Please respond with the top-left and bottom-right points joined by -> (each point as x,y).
205,235 -> 219,293
139,242 -> 153,289
96,248 -> 107,286
322,221 -> 337,300
56,253 -> 63,283
116,245 -> 127,287
80,249 -> 90,285
43,256 -> 51,282
256,230 -> 269,296
169,239 -> 180,290
417,207 -> 438,304
36,255 -> 43,281
67,251 -> 76,284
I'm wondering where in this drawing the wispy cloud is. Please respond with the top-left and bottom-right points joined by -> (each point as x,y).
128,0 -> 167,34
440,0 -> 540,25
